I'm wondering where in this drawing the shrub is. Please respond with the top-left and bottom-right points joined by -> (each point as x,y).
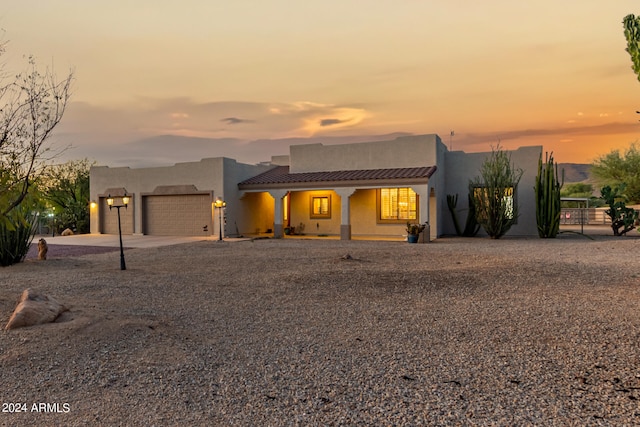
471,146 -> 523,239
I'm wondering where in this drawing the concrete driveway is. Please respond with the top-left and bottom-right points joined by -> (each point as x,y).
37,234 -> 226,248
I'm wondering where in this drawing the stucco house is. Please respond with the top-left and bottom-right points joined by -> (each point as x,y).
90,134 -> 542,240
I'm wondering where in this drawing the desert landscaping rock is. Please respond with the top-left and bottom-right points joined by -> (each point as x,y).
61,228 -> 74,236
1,235 -> 640,425
5,289 -> 67,330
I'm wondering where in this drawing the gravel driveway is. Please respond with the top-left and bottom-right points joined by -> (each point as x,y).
1,235 -> 640,425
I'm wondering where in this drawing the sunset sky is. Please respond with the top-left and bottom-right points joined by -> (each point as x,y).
2,1 -> 640,167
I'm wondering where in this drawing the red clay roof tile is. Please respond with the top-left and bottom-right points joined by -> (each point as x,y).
239,165 -> 437,189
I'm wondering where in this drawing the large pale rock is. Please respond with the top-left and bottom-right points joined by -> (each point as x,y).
5,289 -> 67,330
61,228 -> 74,236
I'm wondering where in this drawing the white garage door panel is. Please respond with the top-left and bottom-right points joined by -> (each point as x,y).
143,195 -> 211,236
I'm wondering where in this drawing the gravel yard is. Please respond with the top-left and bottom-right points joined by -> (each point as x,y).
1,235 -> 640,426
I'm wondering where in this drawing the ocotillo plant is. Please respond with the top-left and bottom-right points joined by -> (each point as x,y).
471,146 -> 523,239
534,151 -> 563,238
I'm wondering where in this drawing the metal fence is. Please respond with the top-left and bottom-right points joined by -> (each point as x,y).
560,208 -> 612,225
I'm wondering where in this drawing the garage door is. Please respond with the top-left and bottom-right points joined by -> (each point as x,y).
100,199 -> 134,235
143,194 -> 212,236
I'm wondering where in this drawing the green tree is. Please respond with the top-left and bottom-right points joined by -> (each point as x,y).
471,146 -> 523,239
0,45 -> 73,266
42,159 -> 93,234
560,182 -> 604,208
560,183 -> 593,198
623,14 -> 640,82
591,143 -> 640,203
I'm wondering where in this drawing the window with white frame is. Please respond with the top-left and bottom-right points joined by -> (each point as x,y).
378,188 -> 418,222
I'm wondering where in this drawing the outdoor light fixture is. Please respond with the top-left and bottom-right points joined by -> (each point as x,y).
107,193 -> 129,270
214,197 -> 226,241
90,200 -> 97,209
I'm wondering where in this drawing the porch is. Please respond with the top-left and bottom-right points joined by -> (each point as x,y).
237,166 -> 438,241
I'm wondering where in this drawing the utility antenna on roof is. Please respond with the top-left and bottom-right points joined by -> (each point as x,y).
449,130 -> 454,151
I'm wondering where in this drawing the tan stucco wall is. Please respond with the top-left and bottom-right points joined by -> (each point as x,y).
289,134 -> 442,173
239,192 -> 275,235
350,189 -> 403,237
90,157 -> 271,235
222,159 -> 274,237
350,189 -> 377,235
289,190 -> 342,235
443,145 -> 542,236
350,188 -> 436,238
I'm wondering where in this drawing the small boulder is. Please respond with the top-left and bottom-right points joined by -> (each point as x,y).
5,289 -> 67,330
61,228 -> 74,236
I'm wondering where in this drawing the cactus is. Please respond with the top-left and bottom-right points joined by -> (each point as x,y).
462,191 -> 481,237
447,193 -> 481,237
534,152 -> 563,238
446,194 -> 463,236
601,184 -> 639,236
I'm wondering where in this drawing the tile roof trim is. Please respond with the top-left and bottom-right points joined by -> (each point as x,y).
238,165 -> 437,190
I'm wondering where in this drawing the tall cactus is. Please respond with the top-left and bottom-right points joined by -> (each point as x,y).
446,194 -> 463,236
534,152 -> 564,238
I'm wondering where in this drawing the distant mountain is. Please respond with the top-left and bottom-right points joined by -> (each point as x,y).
558,163 -> 591,183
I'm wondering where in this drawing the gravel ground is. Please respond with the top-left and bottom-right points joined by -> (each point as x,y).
1,234 -> 640,426
25,244 -> 123,260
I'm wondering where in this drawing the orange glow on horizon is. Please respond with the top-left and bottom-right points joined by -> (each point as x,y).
4,1 -> 639,166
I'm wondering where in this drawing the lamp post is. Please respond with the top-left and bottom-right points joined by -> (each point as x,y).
214,197 -> 226,241
48,208 -> 55,237
107,193 -> 130,270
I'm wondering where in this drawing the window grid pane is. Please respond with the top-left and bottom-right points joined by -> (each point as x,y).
313,197 -> 329,215
380,188 -> 417,220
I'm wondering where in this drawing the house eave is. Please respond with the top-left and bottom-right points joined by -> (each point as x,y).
238,177 -> 431,191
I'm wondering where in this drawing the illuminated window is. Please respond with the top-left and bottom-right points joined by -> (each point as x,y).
378,188 -> 417,222
310,195 -> 331,219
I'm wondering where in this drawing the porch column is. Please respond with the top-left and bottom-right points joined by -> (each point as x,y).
335,188 -> 356,240
268,190 -> 288,238
411,184 -> 430,241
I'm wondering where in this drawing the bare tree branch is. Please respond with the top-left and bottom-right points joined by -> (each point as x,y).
0,55 -> 74,218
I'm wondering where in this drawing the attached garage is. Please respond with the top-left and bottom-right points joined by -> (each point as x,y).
142,190 -> 213,236
99,197 -> 134,235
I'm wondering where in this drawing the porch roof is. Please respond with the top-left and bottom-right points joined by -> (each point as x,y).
238,165 -> 437,190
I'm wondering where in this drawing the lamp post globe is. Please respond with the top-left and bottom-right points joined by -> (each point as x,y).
214,198 -> 226,241
107,193 -> 129,270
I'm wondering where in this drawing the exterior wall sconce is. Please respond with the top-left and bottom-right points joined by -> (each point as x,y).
214,197 -> 226,241
106,193 -> 129,270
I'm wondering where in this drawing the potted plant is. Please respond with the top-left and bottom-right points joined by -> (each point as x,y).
406,221 -> 426,243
